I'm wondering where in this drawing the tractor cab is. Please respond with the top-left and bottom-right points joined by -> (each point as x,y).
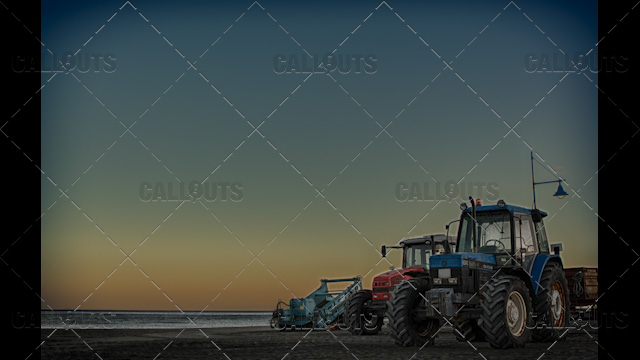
456,199 -> 551,270
372,235 -> 456,302
398,235 -> 456,269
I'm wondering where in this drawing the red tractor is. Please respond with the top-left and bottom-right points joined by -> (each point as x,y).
345,234 -> 456,335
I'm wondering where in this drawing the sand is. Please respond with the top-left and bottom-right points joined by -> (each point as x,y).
40,326 -> 598,359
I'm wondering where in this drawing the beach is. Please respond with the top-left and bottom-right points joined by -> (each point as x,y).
40,326 -> 598,359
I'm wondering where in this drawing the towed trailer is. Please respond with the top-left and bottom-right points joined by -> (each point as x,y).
565,267 -> 598,329
270,277 -> 362,330
565,267 -> 598,308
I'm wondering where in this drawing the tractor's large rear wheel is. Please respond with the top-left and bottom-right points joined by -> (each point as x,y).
387,278 -> 440,347
481,275 -> 533,349
532,263 -> 570,342
345,290 -> 383,335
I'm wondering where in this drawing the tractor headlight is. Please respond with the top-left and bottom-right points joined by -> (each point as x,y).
433,278 -> 442,285
438,268 -> 451,278
448,277 -> 458,284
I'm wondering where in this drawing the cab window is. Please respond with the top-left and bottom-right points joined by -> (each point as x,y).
403,244 -> 431,268
535,222 -> 550,253
514,213 -> 536,253
458,211 -> 512,254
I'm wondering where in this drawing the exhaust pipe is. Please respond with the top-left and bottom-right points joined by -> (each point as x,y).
469,196 -> 477,253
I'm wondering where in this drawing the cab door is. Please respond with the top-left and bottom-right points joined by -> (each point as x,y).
514,213 -> 537,271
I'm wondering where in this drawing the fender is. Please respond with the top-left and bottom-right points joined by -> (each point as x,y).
530,254 -> 563,294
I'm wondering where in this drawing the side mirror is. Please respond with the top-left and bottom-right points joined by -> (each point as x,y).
381,245 -> 387,258
550,243 -> 563,255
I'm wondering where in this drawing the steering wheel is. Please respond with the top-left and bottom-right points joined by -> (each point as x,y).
485,239 -> 506,251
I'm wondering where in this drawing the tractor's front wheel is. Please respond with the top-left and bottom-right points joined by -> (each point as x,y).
532,263 -> 570,342
454,319 -> 485,342
481,275 -> 533,349
387,278 -> 440,347
345,290 -> 383,335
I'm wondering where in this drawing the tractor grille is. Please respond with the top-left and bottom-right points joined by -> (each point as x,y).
368,300 -> 387,309
372,287 -> 393,301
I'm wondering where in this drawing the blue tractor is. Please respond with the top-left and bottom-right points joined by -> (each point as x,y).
387,198 -> 570,348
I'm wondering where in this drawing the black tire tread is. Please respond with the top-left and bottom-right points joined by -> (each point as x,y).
345,290 -> 382,335
454,320 -> 484,342
480,275 -> 532,349
387,278 -> 438,347
531,263 -> 571,342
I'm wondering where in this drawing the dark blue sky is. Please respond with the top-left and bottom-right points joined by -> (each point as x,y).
41,0 -> 598,310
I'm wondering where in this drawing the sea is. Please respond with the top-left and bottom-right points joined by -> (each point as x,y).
41,310 -> 272,329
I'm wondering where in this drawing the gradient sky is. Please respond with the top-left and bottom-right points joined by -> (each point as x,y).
41,0 -> 598,311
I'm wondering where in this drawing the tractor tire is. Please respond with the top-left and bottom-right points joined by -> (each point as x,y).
387,278 -> 440,347
345,290 -> 383,335
531,263 -> 570,342
454,320 -> 484,342
481,275 -> 533,349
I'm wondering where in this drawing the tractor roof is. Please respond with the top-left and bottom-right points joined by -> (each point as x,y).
400,234 -> 457,247
463,204 -> 548,218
